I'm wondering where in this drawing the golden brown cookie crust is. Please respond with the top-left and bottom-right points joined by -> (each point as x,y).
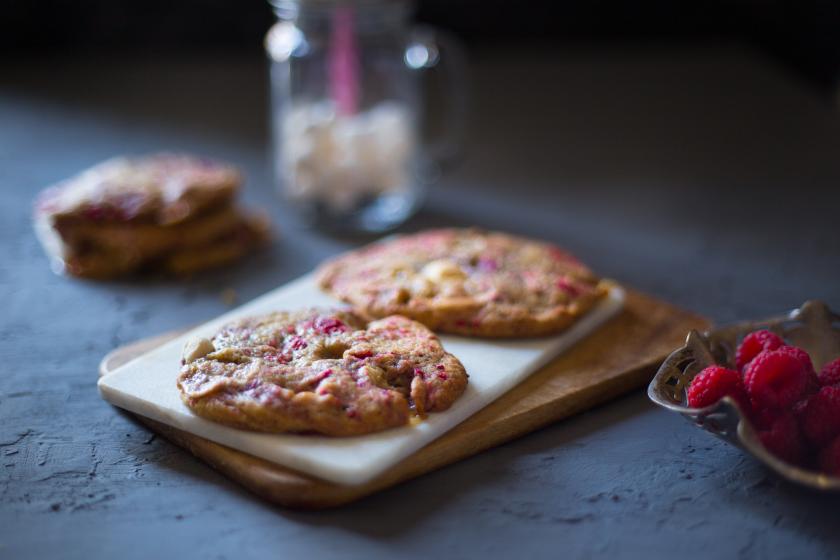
177,309 -> 468,436
316,229 -> 608,337
52,212 -> 269,279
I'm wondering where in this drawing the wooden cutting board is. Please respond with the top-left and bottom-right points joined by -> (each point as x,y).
100,288 -> 708,509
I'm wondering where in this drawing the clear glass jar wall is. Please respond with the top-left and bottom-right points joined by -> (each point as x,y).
267,0 -> 426,232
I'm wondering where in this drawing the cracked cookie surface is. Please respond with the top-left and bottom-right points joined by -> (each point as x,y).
316,228 -> 608,337
178,308 -> 468,436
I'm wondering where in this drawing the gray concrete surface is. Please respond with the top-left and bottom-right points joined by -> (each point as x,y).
1,43 -> 839,559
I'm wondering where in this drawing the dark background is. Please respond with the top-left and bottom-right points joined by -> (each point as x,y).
3,0 -> 840,92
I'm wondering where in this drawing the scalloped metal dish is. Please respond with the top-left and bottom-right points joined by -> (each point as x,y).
648,301 -> 840,491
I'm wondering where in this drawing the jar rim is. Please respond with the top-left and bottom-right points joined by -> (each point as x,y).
270,0 -> 414,18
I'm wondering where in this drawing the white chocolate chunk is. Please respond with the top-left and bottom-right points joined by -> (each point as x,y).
182,337 -> 215,364
421,259 -> 467,283
411,276 -> 435,297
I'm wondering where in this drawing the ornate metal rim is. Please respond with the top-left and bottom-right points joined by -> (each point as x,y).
648,300 -> 840,490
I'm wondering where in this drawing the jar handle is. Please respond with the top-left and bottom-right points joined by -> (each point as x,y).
406,26 -> 468,167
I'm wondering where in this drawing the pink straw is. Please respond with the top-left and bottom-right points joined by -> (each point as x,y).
328,5 -> 360,116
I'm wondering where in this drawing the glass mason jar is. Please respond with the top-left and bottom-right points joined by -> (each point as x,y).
266,0 -> 466,232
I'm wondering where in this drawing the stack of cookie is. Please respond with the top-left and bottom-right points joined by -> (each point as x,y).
33,154 -> 270,278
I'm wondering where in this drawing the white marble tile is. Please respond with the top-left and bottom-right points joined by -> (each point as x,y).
98,273 -> 624,486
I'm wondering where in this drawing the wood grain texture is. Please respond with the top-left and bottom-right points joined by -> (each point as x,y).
99,288 -> 709,508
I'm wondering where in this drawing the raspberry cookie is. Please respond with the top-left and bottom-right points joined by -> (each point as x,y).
33,154 -> 269,278
316,229 -> 608,337
177,308 -> 468,436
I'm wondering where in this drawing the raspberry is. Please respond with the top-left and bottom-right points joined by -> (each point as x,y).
736,330 -> 784,371
758,413 -> 807,465
313,317 -> 347,335
287,336 -> 308,350
795,386 -> 840,447
778,345 -> 818,394
313,369 -> 333,383
775,345 -> 815,373
750,405 -> 783,431
818,436 -> 840,476
819,357 -> 840,387
556,277 -> 581,297
744,348 -> 810,410
686,366 -> 748,410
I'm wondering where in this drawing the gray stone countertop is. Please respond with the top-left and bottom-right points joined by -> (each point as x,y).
1,43 -> 839,559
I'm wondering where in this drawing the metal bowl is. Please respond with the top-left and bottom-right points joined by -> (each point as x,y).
648,300 -> 840,490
